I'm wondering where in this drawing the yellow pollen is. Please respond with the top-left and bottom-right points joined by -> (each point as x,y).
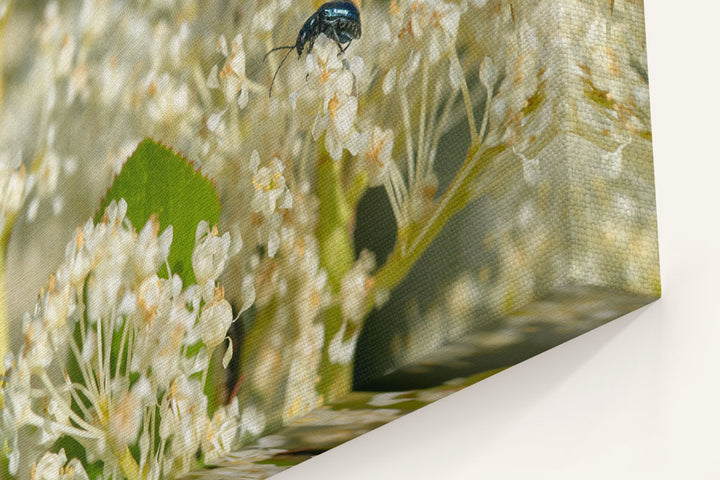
389,0 -> 400,16
76,228 -> 85,250
24,324 -> 34,348
310,291 -> 321,308
220,60 -> 235,80
317,56 -> 332,83
149,214 -> 160,236
252,176 -> 272,192
328,93 -> 340,119
431,10 -> 445,28
367,133 -> 388,166
399,20 -> 414,39
213,285 -> 225,304
422,184 -> 437,199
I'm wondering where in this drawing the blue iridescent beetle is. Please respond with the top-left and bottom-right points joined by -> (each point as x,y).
264,1 -> 362,97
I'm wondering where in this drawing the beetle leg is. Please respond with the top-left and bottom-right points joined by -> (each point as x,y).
307,37 -> 315,55
337,40 -> 351,57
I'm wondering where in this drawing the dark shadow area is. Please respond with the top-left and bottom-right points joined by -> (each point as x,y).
352,117 -> 482,390
353,186 -> 397,266
353,285 -> 657,391
354,327 -> 579,391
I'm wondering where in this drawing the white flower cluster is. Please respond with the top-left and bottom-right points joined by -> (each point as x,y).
1,0 -> 652,461
388,0 -> 465,81
0,200 -> 241,478
306,36 -> 364,161
27,449 -> 89,480
249,150 -> 293,258
207,34 -> 251,110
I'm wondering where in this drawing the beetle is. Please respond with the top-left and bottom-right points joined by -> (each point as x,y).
264,2 -> 362,97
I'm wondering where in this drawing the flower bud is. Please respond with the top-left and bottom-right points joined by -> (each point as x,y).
199,291 -> 233,349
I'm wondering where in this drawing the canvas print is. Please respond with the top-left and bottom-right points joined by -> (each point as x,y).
0,0 -> 659,478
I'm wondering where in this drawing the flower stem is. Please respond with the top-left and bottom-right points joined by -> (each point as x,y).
316,304 -> 356,402
370,143 -> 507,307
315,143 -> 357,401
0,0 -> 12,113
400,90 -> 416,187
416,59 -> 430,186
0,232 -> 10,367
452,51 -> 479,147
316,142 -> 354,291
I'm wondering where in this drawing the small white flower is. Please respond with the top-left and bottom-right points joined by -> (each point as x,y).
393,0 -> 465,66
202,398 -> 239,463
62,458 -> 89,480
240,403 -> 266,437
210,33 -> 250,108
133,216 -> 173,280
448,53 -> 464,89
108,387 -> 143,449
66,231 -> 91,286
250,152 -> 290,218
32,449 -> 66,480
478,56 -> 498,92
600,136 -> 632,178
143,72 -> 191,123
192,222 -> 231,285
206,109 -> 226,132
267,229 -> 280,258
513,146 -> 540,185
199,287 -> 233,350
159,377 -> 208,456
42,280 -> 73,350
31,448 -> 89,480
21,316 -> 53,372
239,275 -> 256,315
328,320 -> 359,365
312,85 -> 362,161
359,127 -> 395,184
105,198 -> 128,226
340,251 -> 376,324
0,156 -> 31,221
383,66 -> 397,95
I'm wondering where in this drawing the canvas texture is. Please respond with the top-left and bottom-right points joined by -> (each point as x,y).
0,0 -> 658,478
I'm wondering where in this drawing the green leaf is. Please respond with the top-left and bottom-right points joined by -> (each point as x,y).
50,436 -> 104,480
96,138 -> 221,286
1,439 -> 11,480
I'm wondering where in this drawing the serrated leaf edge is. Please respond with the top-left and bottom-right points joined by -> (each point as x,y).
95,137 -> 222,224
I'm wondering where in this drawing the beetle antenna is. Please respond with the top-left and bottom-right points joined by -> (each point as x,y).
268,46 -> 295,98
263,45 -> 295,62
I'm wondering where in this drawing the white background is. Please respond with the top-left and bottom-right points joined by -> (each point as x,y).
278,2 -> 720,479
